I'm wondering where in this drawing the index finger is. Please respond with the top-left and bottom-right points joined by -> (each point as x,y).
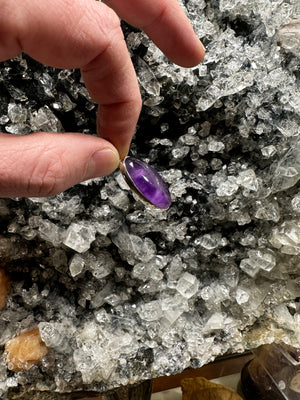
1,0 -> 141,159
103,0 -> 205,67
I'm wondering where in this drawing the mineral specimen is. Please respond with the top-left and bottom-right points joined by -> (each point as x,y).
5,329 -> 48,373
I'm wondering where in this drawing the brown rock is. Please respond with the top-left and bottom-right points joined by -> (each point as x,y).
0,269 -> 11,310
5,328 -> 48,372
181,376 -> 243,400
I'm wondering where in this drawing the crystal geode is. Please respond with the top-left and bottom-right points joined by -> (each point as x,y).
0,0 -> 300,399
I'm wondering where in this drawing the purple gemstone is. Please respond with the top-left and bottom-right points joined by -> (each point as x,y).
121,157 -> 171,210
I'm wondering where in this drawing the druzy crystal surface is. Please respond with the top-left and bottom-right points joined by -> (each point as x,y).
0,0 -> 300,399
121,157 -> 171,210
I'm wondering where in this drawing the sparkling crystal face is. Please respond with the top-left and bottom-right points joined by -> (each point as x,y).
120,156 -> 171,210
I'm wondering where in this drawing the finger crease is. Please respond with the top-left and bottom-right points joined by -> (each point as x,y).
139,5 -> 169,32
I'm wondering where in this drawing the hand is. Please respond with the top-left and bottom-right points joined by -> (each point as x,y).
0,0 -> 205,197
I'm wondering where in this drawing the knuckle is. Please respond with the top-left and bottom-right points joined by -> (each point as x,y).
27,149 -> 65,197
84,2 -> 122,51
98,3 -> 121,33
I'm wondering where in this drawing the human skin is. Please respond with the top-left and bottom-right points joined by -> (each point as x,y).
0,0 -> 205,197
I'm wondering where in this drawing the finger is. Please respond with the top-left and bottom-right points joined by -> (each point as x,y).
0,0 -> 141,158
0,132 -> 119,198
81,27 -> 142,159
103,0 -> 205,67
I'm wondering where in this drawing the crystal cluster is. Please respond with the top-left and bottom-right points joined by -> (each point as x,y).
0,0 -> 300,398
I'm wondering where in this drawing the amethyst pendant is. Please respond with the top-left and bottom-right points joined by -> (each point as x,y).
120,156 -> 171,210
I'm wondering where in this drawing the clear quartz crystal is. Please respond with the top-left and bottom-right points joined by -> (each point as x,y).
254,200 -> 280,222
291,193 -> 300,213
38,219 -> 65,247
137,300 -> 163,322
7,103 -> 27,123
30,106 -> 63,132
235,287 -> 250,305
176,272 -> 199,299
203,312 -> 225,333
240,249 -> 276,277
208,140 -> 225,152
272,142 -> 300,192
111,226 -> 156,264
261,145 -> 277,158
270,221 -> 300,255
160,295 -> 189,328
63,223 -> 96,253
69,254 -> 85,277
278,20 -> 300,56
216,177 -> 239,197
237,169 -> 259,191
135,56 -> 161,96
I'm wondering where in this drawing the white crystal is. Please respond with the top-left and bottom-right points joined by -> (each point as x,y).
166,255 -> 184,287
109,190 -> 130,211
171,146 -> 190,160
30,106 -> 63,132
251,249 -> 276,272
0,115 -> 9,124
5,123 -> 30,135
272,143 -> 300,192
200,283 -> 230,306
88,252 -> 116,279
69,254 -> 85,277
53,93 -> 76,112
208,140 -> 225,152
35,72 -> 54,98
39,322 -> 75,353
237,169 -> 259,191
254,200 -> 280,222
270,220 -> 300,255
261,145 -> 277,158
291,193 -> 300,213
63,223 -> 96,253
38,218 -> 64,247
176,273 -> 199,299
135,56 -> 161,96
278,20 -> 300,56
236,288 -> 250,305
111,226 -> 156,264
203,312 -> 225,332
161,295 -> 189,328
240,249 -> 276,277
195,233 -> 221,250
137,300 -> 163,322
132,262 -> 163,282
216,177 -> 239,197
73,323 -> 134,384
7,102 -> 27,123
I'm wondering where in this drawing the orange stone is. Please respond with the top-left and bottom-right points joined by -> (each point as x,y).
5,328 -> 48,372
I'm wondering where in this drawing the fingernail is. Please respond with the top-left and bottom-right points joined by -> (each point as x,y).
85,148 -> 119,180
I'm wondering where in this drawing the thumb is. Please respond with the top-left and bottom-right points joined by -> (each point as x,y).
0,132 -> 120,198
